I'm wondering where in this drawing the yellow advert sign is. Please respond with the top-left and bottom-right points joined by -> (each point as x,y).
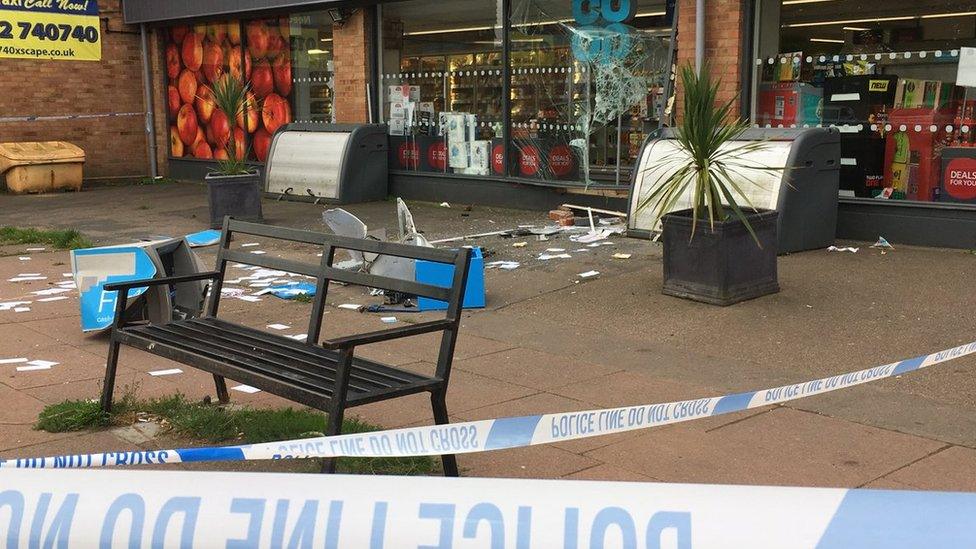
0,1 -> 101,61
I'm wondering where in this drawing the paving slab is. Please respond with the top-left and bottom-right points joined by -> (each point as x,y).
878,445 -> 976,492
454,347 -> 622,391
587,407 -> 945,488
458,444 -> 601,479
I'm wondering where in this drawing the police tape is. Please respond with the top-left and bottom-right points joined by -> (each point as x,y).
1,468 -> 975,548
3,340 -> 976,470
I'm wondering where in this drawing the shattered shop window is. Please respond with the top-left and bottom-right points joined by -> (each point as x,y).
755,0 -> 976,205
509,0 -> 671,185
380,0 -> 504,176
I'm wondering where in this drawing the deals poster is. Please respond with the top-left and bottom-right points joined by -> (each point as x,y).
164,19 -> 294,162
0,0 -> 101,61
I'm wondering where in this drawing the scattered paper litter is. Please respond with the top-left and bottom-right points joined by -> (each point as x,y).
148,368 -> 183,377
578,270 -> 601,279
289,334 -> 308,342
827,246 -> 859,253
14,307 -> 30,313
612,253 -> 633,259
17,364 -> 51,372
18,257 -> 31,261
0,301 -> 31,311
538,253 -> 572,260
26,360 -> 58,368
220,288 -> 246,298
381,317 -> 398,324
250,250 -> 267,255
62,273 -> 72,277
37,296 -> 68,303
439,202 -> 451,208
267,324 -> 290,331
25,247 -> 45,252
545,248 -> 566,252
241,243 -> 261,248
0,358 -> 28,365
18,273 -> 41,277
871,237 -> 895,250
31,288 -> 71,296
487,261 -> 520,270
231,385 -> 262,394
8,276 -> 46,282
338,304 -> 362,311
512,242 -> 527,248
237,295 -> 262,302
249,282 -> 273,288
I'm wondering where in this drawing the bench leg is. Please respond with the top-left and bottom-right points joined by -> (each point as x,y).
100,339 -> 122,413
431,391 -> 459,477
320,405 -> 345,474
213,375 -> 230,404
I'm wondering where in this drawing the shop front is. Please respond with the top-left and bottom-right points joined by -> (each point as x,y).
751,0 -> 976,247
124,0 -> 677,210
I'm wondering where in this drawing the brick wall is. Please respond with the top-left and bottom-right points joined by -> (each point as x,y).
675,0 -> 747,119
0,0 -> 150,179
332,9 -> 371,124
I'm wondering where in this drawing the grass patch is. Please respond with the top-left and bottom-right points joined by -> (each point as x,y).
292,293 -> 315,304
36,393 -> 436,475
0,226 -> 92,249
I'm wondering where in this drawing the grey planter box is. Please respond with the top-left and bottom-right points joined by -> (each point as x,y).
661,208 -> 780,306
204,170 -> 263,229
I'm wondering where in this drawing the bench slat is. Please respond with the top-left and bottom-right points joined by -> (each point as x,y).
221,250 -> 322,278
227,220 -> 331,245
178,320 -> 420,389
320,266 -> 452,301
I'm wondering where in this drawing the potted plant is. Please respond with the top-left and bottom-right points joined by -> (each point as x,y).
204,74 -> 263,229
637,65 -> 780,306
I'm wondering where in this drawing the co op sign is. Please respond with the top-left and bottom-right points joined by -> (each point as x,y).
571,0 -> 638,64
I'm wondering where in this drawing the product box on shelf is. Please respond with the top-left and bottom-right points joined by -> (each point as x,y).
883,107 -> 954,202
822,75 -> 899,127
757,82 -> 823,127
939,147 -> 976,204
839,135 -> 887,198
469,140 -> 490,173
388,85 -> 420,102
445,113 -> 468,145
449,141 -> 470,169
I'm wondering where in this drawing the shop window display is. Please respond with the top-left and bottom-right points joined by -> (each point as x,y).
754,0 -> 976,204
380,0 -> 504,177
509,0 -> 670,185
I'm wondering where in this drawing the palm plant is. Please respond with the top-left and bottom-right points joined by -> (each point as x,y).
209,75 -> 252,176
636,64 -> 778,244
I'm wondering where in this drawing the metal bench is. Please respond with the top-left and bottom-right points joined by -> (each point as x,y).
100,218 -> 473,475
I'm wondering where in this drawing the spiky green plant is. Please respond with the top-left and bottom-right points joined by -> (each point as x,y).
637,64 -> 781,245
209,75 -> 253,175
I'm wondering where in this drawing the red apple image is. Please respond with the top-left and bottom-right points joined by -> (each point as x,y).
253,127 -> 272,162
194,84 -> 215,124
261,93 -> 290,135
206,23 -> 226,44
177,69 -> 198,104
167,85 -> 181,119
170,126 -> 184,157
165,43 -> 181,80
181,32 -> 203,72
176,104 -> 198,146
210,109 -> 232,148
246,21 -> 269,59
205,124 -> 215,146
171,25 -> 188,44
266,33 -> 285,59
227,22 -> 241,45
251,60 -> 274,98
244,49 -> 252,80
214,147 -> 229,160
228,46 -> 243,81
193,140 -> 213,159
237,91 -> 260,133
193,23 -> 207,37
201,41 -> 224,83
193,127 -> 206,148
272,55 -> 291,97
